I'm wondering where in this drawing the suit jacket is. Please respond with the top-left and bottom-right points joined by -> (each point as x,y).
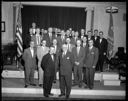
66,43 -> 75,52
92,36 -> 100,48
37,46 -> 49,68
98,38 -> 108,55
57,36 -> 66,49
72,46 -> 85,67
84,46 -> 99,67
41,53 -> 55,76
59,51 -> 74,76
43,33 -> 56,47
22,47 -> 37,69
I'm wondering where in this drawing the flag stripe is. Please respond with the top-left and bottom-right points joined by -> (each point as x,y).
16,6 -> 23,58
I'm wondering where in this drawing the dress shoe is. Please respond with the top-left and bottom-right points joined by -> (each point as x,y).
79,84 -> 82,88
58,94 -> 65,97
72,83 -> 78,86
53,80 -> 56,83
39,84 -> 43,87
84,86 -> 89,89
24,85 -> 28,88
44,94 -> 49,97
48,93 -> 54,96
30,84 -> 36,86
89,87 -> 93,90
66,95 -> 69,99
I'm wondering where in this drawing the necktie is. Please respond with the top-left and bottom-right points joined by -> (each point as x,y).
31,48 -> 34,57
51,55 -> 54,61
77,47 -> 80,55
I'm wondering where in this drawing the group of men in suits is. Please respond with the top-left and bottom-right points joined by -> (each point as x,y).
22,24 -> 108,98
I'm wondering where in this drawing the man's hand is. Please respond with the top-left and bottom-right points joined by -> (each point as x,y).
92,66 -> 96,68
75,61 -> 79,65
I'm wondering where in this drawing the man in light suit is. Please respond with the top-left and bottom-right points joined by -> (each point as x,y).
58,44 -> 74,99
22,40 -> 37,88
66,37 -> 75,52
41,46 -> 56,97
72,39 -> 85,88
37,40 -> 49,87
84,40 -> 99,89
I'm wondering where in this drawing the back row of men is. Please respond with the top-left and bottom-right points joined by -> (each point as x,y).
28,26 -> 108,72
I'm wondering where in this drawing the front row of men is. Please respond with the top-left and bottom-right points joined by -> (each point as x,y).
22,39 -> 99,98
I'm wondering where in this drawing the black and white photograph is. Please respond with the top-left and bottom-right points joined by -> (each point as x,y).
1,1 -> 126,101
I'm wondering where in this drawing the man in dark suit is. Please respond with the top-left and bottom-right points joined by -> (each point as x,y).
58,44 -> 74,99
72,39 -> 85,87
22,40 -> 37,88
41,46 -> 55,97
92,29 -> 100,71
92,29 -> 100,48
43,27 -> 56,47
97,31 -> 108,72
84,40 -> 99,89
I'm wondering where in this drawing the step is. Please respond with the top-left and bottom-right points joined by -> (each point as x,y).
102,72 -> 119,80
103,80 -> 121,86
2,87 -> 125,96
2,70 -> 102,81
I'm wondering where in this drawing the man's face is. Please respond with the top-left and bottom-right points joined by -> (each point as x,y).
76,40 -> 81,46
50,47 -> 55,54
81,29 -> 85,34
99,32 -> 103,38
48,28 -> 52,33
88,40 -> 93,47
53,39 -> 57,45
82,37 -> 87,42
32,23 -> 36,28
30,41 -> 35,48
66,38 -> 70,44
94,31 -> 98,36
41,41 -> 46,46
36,28 -> 40,34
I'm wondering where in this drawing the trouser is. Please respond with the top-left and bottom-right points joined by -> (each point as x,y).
82,67 -> 87,84
59,75 -> 72,96
43,75 -> 54,96
73,66 -> 82,85
86,67 -> 95,88
97,54 -> 105,72
38,66 -> 44,84
24,66 -> 35,85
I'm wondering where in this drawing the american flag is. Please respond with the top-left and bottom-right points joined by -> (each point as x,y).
16,5 -> 23,58
107,7 -> 114,58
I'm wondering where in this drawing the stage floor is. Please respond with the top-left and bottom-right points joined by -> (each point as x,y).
2,78 -> 126,100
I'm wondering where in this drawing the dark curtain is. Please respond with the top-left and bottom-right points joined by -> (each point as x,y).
22,5 -> 86,49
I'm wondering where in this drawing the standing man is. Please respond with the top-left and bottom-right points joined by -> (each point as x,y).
72,39 -> 85,87
37,40 -> 49,87
82,36 -> 88,85
52,39 -> 60,83
58,44 -> 74,99
41,46 -> 55,97
66,37 -> 75,52
84,40 -> 99,89
22,40 -> 37,88
97,31 -> 108,72
43,27 -> 56,47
